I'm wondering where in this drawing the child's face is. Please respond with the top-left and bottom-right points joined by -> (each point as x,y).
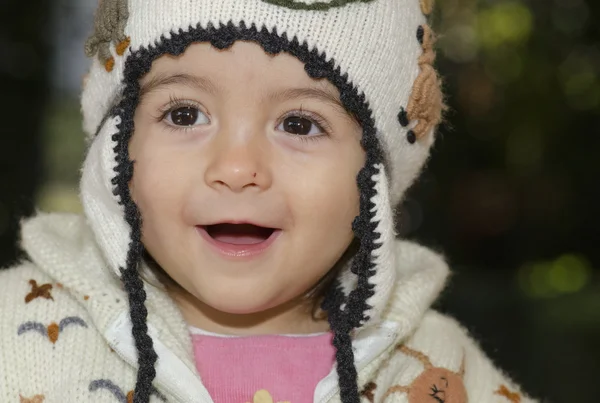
130,41 -> 364,330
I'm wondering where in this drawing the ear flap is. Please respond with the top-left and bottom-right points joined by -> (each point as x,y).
80,113 -> 131,277
338,163 -> 398,329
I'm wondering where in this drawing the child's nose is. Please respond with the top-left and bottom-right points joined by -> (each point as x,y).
204,136 -> 272,193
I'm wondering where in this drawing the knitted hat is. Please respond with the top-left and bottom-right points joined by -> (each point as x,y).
80,0 -> 443,402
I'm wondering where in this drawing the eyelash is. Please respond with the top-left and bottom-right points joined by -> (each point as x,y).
154,96 -> 332,142
154,96 -> 206,133
277,107 -> 332,143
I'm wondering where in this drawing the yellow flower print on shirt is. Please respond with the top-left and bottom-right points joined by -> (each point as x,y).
247,389 -> 290,403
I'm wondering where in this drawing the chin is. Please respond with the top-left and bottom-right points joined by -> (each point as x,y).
197,285 -> 284,316
211,302 -> 270,316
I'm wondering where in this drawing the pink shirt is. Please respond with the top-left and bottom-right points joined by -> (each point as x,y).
190,327 -> 336,403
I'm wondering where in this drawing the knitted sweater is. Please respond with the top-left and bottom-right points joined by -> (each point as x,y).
0,213 -> 537,403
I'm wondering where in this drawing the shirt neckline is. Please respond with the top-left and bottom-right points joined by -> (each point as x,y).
189,325 -> 330,338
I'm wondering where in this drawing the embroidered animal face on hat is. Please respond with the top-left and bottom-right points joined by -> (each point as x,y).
80,0 -> 443,401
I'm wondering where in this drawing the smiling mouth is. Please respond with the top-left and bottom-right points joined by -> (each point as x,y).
197,223 -> 281,259
203,224 -> 276,245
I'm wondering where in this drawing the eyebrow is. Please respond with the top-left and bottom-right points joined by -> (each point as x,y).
139,73 -> 347,113
267,87 -> 346,112
139,73 -> 221,99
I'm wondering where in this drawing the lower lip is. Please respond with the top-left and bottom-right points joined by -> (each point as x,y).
196,226 -> 281,259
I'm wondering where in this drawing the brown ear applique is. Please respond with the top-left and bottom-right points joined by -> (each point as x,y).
89,379 -> 167,402
17,316 -> 88,344
19,395 -> 45,403
85,0 -> 131,72
398,24 -> 446,144
383,345 -> 468,403
25,280 -> 54,304
495,385 -> 522,403
420,0 -> 435,16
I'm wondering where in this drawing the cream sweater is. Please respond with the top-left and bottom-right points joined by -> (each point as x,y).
0,213 -> 537,403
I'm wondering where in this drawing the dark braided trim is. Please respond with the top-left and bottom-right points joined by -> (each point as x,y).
108,21 -> 386,403
119,268 -> 158,403
111,78 -> 157,403
323,279 -> 360,403
331,325 -> 361,403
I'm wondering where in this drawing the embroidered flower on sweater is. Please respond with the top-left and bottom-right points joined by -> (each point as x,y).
17,316 -> 88,344
384,345 -> 468,403
495,385 -> 522,403
89,379 -> 167,403
25,280 -> 54,303
247,389 -> 290,403
19,394 -> 45,403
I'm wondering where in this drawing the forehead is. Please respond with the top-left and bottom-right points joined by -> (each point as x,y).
140,40 -> 339,96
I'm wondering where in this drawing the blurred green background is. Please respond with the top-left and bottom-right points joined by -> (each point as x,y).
1,0 -> 599,401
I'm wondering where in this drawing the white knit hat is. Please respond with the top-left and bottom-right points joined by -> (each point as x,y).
79,1 -> 443,402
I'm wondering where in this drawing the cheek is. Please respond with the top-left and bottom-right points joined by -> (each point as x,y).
288,145 -> 363,237
310,174 -> 359,224
276,150 -> 361,295
129,144 -> 191,241
317,143 -> 363,217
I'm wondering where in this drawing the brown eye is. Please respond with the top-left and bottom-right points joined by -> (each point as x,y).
166,106 -> 209,127
279,115 -> 322,136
